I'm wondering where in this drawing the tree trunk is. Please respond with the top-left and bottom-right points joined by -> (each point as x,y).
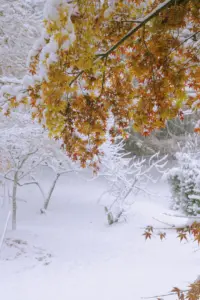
43,174 -> 60,210
0,211 -> 11,255
12,172 -> 18,230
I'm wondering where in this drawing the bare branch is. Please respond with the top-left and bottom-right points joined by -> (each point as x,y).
162,212 -> 200,219
18,148 -> 38,169
4,175 -> 45,200
112,19 -> 143,24
142,289 -> 188,299
0,77 -> 22,85
152,217 -> 176,228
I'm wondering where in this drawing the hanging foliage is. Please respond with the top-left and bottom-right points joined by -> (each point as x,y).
1,0 -> 199,168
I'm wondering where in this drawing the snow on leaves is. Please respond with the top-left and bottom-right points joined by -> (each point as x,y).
0,0 -> 199,168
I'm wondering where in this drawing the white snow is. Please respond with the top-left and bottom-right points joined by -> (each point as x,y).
0,172 -> 198,300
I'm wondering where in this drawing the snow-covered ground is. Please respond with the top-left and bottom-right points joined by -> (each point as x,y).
0,171 -> 199,300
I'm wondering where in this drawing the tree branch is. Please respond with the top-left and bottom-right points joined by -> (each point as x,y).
18,148 -> 38,169
0,77 -> 22,85
162,212 -> 200,219
69,0 -> 189,86
4,175 -> 45,200
96,0 -> 189,58
152,217 -> 176,228
142,290 -> 188,299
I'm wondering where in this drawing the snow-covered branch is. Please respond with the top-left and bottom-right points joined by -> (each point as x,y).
0,77 -> 22,85
0,0 -> 43,78
97,137 -> 168,225
0,112 -> 79,229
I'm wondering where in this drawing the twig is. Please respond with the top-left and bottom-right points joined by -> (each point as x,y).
111,19 -> 143,24
162,212 -> 200,219
140,226 -> 178,231
152,217 -> 176,228
69,70 -> 84,87
142,289 -> 187,299
0,77 -> 22,85
177,31 -> 200,49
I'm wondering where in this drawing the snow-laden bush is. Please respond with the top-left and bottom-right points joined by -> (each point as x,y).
167,136 -> 200,216
98,138 -> 167,225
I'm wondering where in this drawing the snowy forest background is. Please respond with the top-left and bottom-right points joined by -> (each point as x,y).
0,0 -> 199,299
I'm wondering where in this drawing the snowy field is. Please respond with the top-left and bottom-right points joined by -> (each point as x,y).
0,171 -> 199,300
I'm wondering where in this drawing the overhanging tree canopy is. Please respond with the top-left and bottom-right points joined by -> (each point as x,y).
1,0 -> 199,168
